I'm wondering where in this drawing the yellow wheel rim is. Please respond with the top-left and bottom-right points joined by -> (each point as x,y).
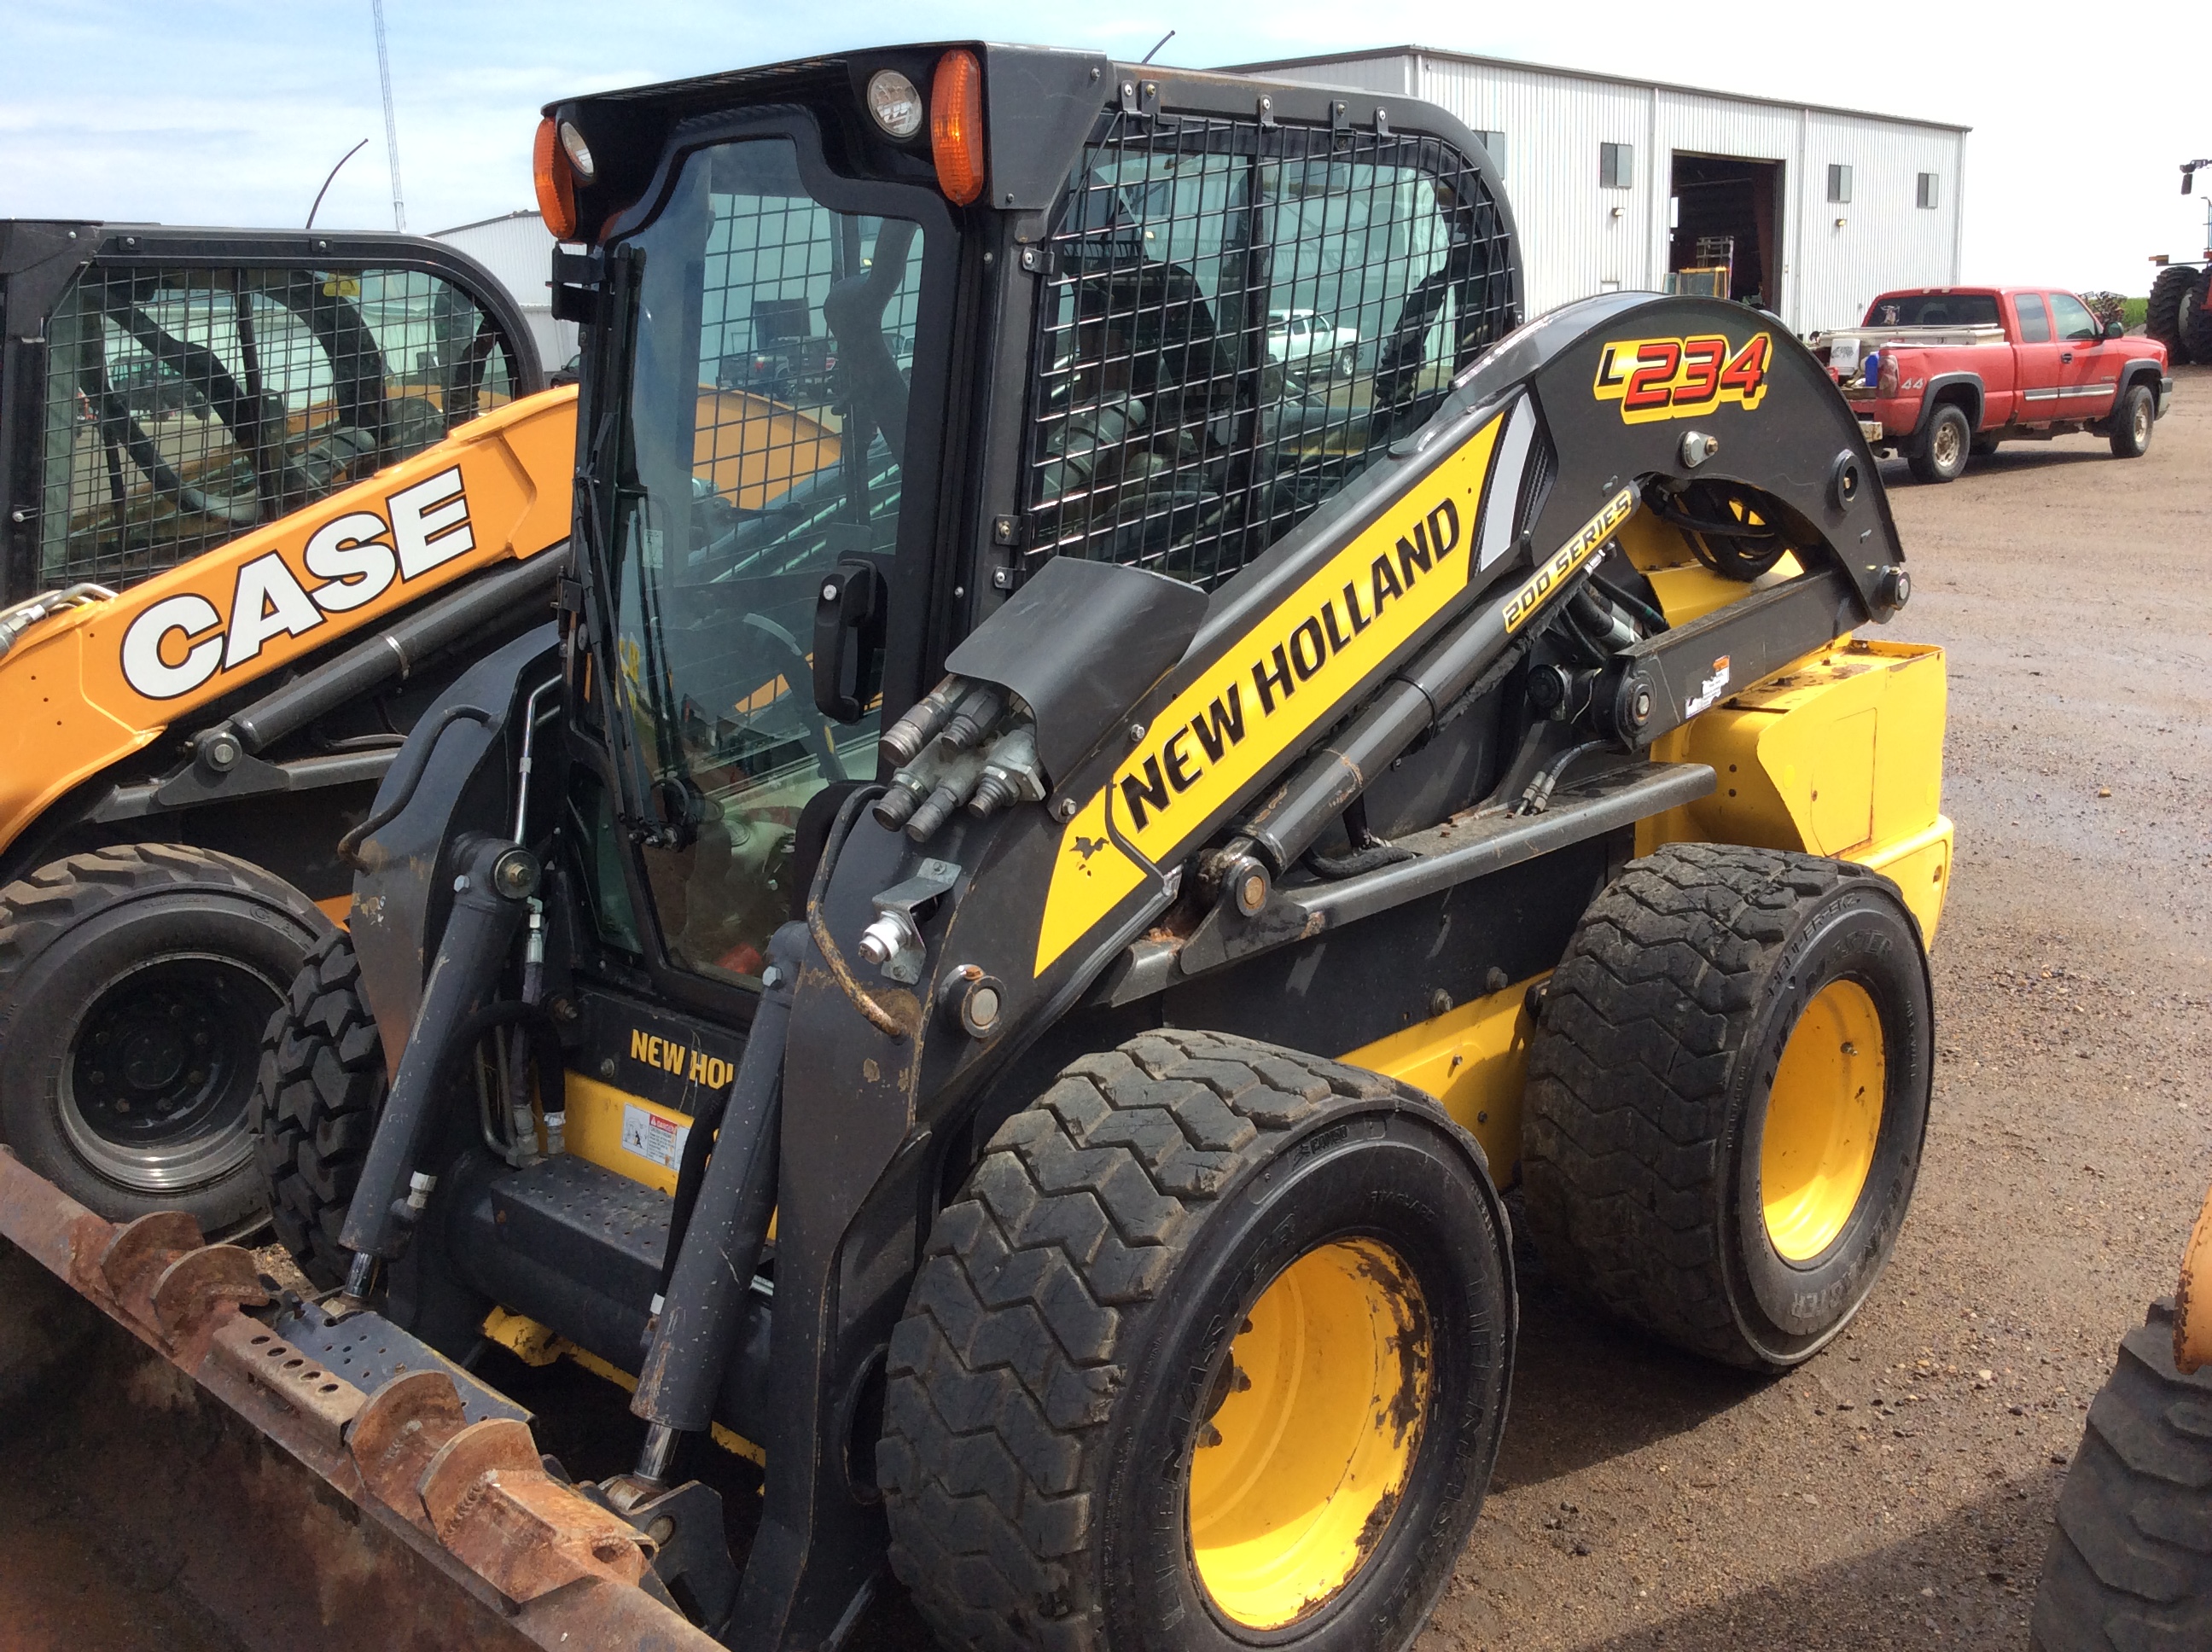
1761,979 -> 1886,1262
1186,1237 -> 1429,1630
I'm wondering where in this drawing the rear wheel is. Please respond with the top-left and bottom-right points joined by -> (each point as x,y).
1522,843 -> 1933,1370
2183,270 -> 2212,364
2030,1299 -> 2212,1649
2108,383 -> 2156,458
0,845 -> 331,1236
1908,402 -> 1972,483
246,930 -> 387,1287
880,1029 -> 1513,1651
2146,265 -> 2196,363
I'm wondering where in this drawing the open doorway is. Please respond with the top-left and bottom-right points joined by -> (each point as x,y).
1668,154 -> 1784,310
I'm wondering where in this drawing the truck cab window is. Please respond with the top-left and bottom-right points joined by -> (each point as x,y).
2047,293 -> 2097,342
2013,294 -> 2051,343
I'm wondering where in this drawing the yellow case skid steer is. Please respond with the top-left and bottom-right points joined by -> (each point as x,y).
0,220 -> 577,1235
0,46 -> 1952,1652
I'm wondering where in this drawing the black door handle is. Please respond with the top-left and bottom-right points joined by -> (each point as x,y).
813,557 -> 887,724
2061,351 -> 2074,363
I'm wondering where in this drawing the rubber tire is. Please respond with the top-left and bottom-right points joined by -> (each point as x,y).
1521,843 -> 1934,1372
2146,265 -> 2196,364
2108,383 -> 2156,459
879,1029 -> 1514,1652
1970,433 -> 2001,458
0,844 -> 331,1236
2183,269 -> 2212,366
1907,402 -> 1973,484
247,930 -> 387,1288
2030,1299 -> 2212,1650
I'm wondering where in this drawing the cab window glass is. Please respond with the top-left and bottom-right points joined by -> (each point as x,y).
2047,293 -> 2097,341
2013,294 -> 2051,343
610,136 -> 930,984
38,265 -> 516,590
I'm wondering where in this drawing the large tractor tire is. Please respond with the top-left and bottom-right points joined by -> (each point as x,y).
2183,269 -> 2212,366
880,1029 -> 1514,1652
0,844 -> 332,1237
1522,843 -> 1933,1372
246,930 -> 387,1288
2030,1299 -> 2212,1650
2146,265 -> 2195,364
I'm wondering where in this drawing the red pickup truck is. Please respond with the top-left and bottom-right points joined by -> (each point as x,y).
1813,288 -> 2172,482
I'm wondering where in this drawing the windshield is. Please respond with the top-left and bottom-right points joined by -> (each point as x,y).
601,134 -> 930,983
1863,292 -> 2000,328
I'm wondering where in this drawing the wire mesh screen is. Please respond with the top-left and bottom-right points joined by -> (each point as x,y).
1023,111 -> 1516,593
38,265 -> 518,590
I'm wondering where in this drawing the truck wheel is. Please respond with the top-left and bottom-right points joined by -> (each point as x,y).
0,845 -> 332,1237
880,1029 -> 1513,1652
246,930 -> 386,1288
2108,383 -> 2156,459
2030,1299 -> 2212,1650
1907,403 -> 1972,484
2183,270 -> 2212,364
2146,265 -> 2196,363
1522,843 -> 1933,1372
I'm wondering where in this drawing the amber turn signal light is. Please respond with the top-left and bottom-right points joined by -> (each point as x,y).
930,50 -> 985,206
533,116 -> 579,241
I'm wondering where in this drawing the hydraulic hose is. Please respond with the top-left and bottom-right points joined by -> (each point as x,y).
335,704 -> 494,865
632,921 -> 804,1434
338,835 -> 533,1263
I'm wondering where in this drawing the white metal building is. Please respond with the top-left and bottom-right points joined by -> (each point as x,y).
428,210 -> 575,372
1223,47 -> 1968,334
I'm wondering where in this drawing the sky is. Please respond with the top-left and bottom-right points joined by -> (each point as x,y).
3,0 -> 2203,301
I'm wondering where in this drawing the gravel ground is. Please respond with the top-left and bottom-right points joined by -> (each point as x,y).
3,370 -> 2206,1651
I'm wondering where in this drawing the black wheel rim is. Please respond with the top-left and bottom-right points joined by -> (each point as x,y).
60,951 -> 282,1193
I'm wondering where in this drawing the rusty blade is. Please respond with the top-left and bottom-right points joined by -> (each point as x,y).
0,1145 -> 115,1295
152,1242 -> 270,1338
351,1368 -> 471,1530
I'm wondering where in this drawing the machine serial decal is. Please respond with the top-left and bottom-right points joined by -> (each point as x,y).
1503,486 -> 1637,633
1592,333 -> 1772,424
1033,412 -> 1507,975
118,466 -> 480,701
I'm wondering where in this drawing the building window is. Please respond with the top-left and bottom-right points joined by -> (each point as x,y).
1599,142 -> 1633,189
1827,164 -> 1853,204
1917,172 -> 1941,209
1473,130 -> 1506,172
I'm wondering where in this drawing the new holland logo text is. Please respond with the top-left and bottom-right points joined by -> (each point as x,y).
1504,487 -> 1636,633
1118,497 -> 1461,833
629,1027 -> 736,1090
1592,332 -> 1772,424
119,466 -> 477,701
1033,412 -> 1507,975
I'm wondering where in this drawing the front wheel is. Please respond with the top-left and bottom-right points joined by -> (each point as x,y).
2108,383 -> 2155,458
1522,843 -> 1934,1371
880,1030 -> 1514,1652
1908,402 -> 1972,483
0,845 -> 332,1236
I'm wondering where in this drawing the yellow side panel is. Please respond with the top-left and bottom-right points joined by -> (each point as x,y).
1341,974 -> 1545,1185
562,1071 -> 694,1195
1639,637 -> 1953,941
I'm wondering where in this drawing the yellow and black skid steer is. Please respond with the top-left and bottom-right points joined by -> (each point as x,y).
0,44 -> 1952,1652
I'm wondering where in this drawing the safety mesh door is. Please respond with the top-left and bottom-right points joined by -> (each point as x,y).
1022,111 -> 1515,593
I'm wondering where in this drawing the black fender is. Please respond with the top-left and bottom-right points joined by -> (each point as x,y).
2115,357 -> 2173,417
1913,371 -> 1985,436
348,623 -> 558,1070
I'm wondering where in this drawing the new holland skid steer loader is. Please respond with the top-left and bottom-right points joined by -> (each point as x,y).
0,45 -> 1953,1652
0,222 -> 572,1236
